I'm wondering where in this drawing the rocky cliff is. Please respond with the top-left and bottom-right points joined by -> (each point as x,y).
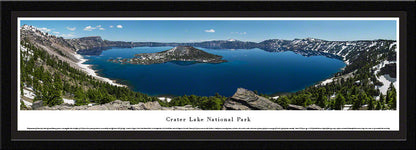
64,34 -> 396,75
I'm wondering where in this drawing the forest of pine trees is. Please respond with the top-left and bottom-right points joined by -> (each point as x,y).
271,62 -> 397,110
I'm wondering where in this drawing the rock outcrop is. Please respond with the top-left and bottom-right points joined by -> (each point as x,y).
32,100 -> 199,110
286,104 -> 323,110
222,88 -> 283,110
287,104 -> 306,110
31,100 -> 44,110
306,104 -> 323,110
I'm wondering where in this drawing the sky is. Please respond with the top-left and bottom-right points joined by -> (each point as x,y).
20,19 -> 397,42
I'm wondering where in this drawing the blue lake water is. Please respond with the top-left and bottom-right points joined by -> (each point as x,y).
82,47 -> 346,97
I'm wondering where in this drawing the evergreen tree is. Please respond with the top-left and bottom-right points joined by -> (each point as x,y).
316,88 -> 327,108
379,93 -> 385,105
334,94 -> 345,110
277,96 -> 290,109
74,87 -> 89,106
387,83 -> 396,110
375,101 -> 382,110
20,100 -> 28,110
303,96 -> 312,107
367,96 -> 375,110
100,93 -> 116,104
20,82 -> 24,96
54,74 -> 63,96
205,97 -> 222,110
352,95 -> 361,110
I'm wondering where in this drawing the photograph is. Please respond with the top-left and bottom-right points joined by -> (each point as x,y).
2,1 -> 413,149
18,18 -> 398,112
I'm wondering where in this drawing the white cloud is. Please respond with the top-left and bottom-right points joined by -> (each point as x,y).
204,29 -> 215,33
66,27 -> 76,31
231,31 -> 247,35
99,28 -> 105,30
96,25 -> 101,28
116,25 -> 123,28
83,26 -> 96,31
60,33 -> 75,38
109,25 -> 114,28
53,31 -> 60,34
38,27 -> 52,33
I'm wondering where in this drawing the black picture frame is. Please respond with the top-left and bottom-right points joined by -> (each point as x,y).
1,1 -> 415,150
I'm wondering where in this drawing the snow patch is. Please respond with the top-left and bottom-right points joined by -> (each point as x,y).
23,89 -> 35,99
63,98 -> 75,105
368,42 -> 377,48
320,78 -> 334,86
375,74 -> 397,95
343,104 -> 352,110
337,45 -> 347,55
372,60 -> 396,76
158,97 -> 172,102
330,93 -> 336,99
22,100 -> 33,107
389,42 -> 396,51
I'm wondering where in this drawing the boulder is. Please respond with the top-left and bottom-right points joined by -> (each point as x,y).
87,105 -> 109,110
142,101 -> 162,110
161,107 -> 174,110
32,100 -> 44,110
287,104 -> 306,110
306,104 -> 323,110
222,88 -> 283,110
170,105 -> 200,110
107,100 -> 131,110
130,102 -> 145,110
222,99 -> 251,110
160,105 -> 200,110
72,105 -> 89,110
86,100 -> 131,110
359,105 -> 369,110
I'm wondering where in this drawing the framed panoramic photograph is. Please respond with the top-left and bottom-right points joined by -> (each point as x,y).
17,17 -> 402,129
1,1 -> 415,150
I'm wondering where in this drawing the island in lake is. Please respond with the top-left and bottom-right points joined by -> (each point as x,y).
108,46 -> 227,65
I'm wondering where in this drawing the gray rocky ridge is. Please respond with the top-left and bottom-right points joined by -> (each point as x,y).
306,104 -> 323,110
32,100 -> 199,110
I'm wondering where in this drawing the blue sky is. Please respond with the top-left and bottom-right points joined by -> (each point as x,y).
20,20 -> 397,42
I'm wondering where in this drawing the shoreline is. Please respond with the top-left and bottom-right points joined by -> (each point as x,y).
73,51 -> 349,97
74,53 -> 127,87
